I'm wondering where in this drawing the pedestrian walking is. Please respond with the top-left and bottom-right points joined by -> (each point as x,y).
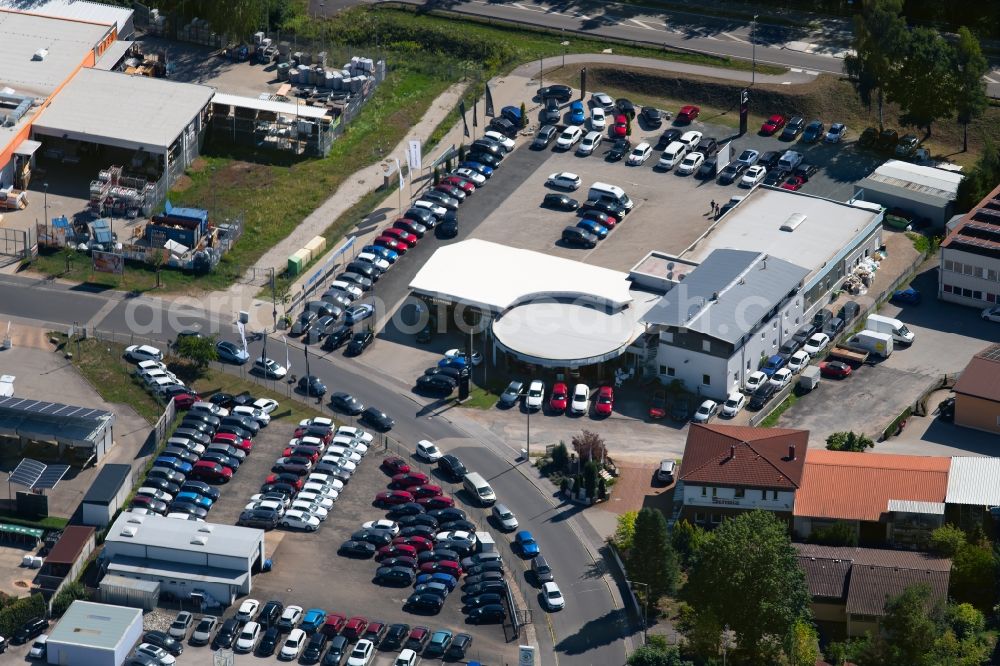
709,199 -> 716,215
715,203 -> 721,218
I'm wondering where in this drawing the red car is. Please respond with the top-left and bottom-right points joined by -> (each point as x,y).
376,544 -> 418,561
373,236 -> 408,254
595,386 -> 614,416
760,114 -> 787,135
343,616 -> 368,640
612,114 -> 628,138
441,176 -> 475,193
780,175 -> 807,191
293,427 -> 333,443
391,472 -> 429,488
409,485 -> 442,499
214,433 -> 253,453
190,460 -> 233,483
419,560 -> 463,578
393,535 -> 433,552
321,612 -> 348,637
417,495 -> 455,510
263,473 -> 304,490
375,490 -> 414,507
382,228 -> 418,248
676,105 -> 700,123
173,392 -> 200,409
382,456 -> 410,475
283,445 -> 321,461
549,382 -> 568,412
819,361 -> 852,378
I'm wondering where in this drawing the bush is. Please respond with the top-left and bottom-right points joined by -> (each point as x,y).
550,442 -> 569,473
807,521 -> 858,546
826,431 -> 874,452
613,511 -> 637,552
930,524 -> 967,557
0,593 -> 46,637
51,581 -> 88,617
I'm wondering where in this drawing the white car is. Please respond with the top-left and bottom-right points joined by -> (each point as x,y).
245,499 -> 285,516
414,198 -> 449,216
250,493 -> 291,509
546,172 -> 582,190
325,446 -> 362,464
452,168 -> 486,186
137,487 -> 173,503
301,483 -> 339,501
234,621 -> 261,653
483,130 -> 515,151
357,252 -> 391,272
577,131 -> 603,156
296,492 -> 334,509
626,142 -> 653,166
328,280 -> 363,300
657,141 -> 688,170
786,350 -> 811,373
676,152 -> 705,175
134,642 -> 173,665
168,611 -> 193,640
555,126 -> 584,150
362,519 -> 400,535
769,367 -> 793,388
692,400 -> 718,423
570,384 -> 590,414
740,165 -> 767,187
124,344 -> 162,362
542,582 -> 565,610
253,398 -> 279,415
235,599 -> 260,623
291,500 -> 328,520
347,639 -> 375,666
300,416 -> 334,428
802,333 -> 831,356
280,509 -> 320,532
982,305 -> 1000,322
416,439 -> 442,462
394,648 -> 418,666
679,130 -> 703,149
526,380 -> 544,410
307,473 -> 344,490
720,392 -> 746,418
319,455 -> 357,474
445,348 -> 483,365
337,426 -> 373,444
824,123 -> 847,143
280,628 -> 307,660
232,405 -> 269,426
136,359 -> 169,373
332,435 -> 368,456
436,530 -> 477,546
590,107 -> 606,130
492,504 -> 519,531
745,370 -> 767,392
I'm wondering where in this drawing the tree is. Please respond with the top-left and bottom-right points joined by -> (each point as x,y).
626,116 -> 633,136
950,539 -> 996,611
929,524 -> 967,557
175,334 -> 218,372
571,430 -> 607,463
613,510 -> 637,552
683,510 -> 811,664
843,0 -> 908,129
51,581 -> 88,617
953,27 -> 989,152
458,144 -> 466,162
955,143 -> 1000,212
519,102 -> 527,128
825,431 -> 874,452
628,508 -> 679,601
148,248 -> 166,288
432,165 -> 441,185
788,618 -> 821,666
550,441 -> 569,472
583,460 -> 599,500
670,519 -> 705,567
890,27 -> 956,138
627,642 -> 692,666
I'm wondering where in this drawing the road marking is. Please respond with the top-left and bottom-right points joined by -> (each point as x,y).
790,67 -> 803,73
985,75 -> 999,84
722,31 -> 748,44
629,18 -> 655,30
806,70 -> 819,75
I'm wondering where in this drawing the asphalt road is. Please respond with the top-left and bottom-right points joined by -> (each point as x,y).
0,276 -> 632,666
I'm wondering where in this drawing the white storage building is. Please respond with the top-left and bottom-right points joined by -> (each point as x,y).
46,600 -> 142,666
855,160 -> 963,229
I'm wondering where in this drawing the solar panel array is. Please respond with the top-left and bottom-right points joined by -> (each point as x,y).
0,397 -> 112,422
8,458 -> 71,490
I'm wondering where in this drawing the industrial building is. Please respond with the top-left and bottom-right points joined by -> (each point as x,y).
938,182 -> 1000,309
855,160 -> 963,229
0,396 -> 115,464
101,513 -> 266,607
46,600 -> 142,666
34,525 -> 95,600
81,463 -> 134,527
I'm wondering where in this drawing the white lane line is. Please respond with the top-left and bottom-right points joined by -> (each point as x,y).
790,67 -> 803,73
985,75 -> 999,84
629,18 -> 655,30
806,70 -> 819,75
722,31 -> 748,44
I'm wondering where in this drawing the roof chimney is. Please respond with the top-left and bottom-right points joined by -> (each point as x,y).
730,444 -> 736,460
789,444 -> 796,460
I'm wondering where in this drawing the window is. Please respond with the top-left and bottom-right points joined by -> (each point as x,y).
701,486 -> 707,497
662,332 -> 673,343
695,512 -> 706,524
711,514 -> 722,524
659,365 -> 667,375
735,488 -> 745,498
964,263 -> 974,276
944,284 -> 953,293
702,340 -> 711,352
771,490 -> 779,500
989,269 -> 998,282
702,374 -> 711,386
975,266 -> 984,278
712,487 -> 718,498
944,260 -> 954,272
667,367 -> 676,377
963,288 -> 973,298
988,293 -> 996,303
974,290 -> 983,300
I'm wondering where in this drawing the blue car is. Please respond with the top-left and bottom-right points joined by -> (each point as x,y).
416,572 -> 458,591
500,105 -> 522,126
568,100 -> 585,124
438,357 -> 467,370
576,219 -> 608,239
362,244 -> 398,264
890,287 -> 921,305
300,608 -> 326,633
514,531 -> 540,557
459,161 -> 494,178
215,340 -> 249,365
180,481 -> 220,502
154,456 -> 193,475
175,491 -> 212,508
761,354 -> 786,377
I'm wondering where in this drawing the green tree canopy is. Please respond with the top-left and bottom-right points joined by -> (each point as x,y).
627,641 -> 692,666
613,510 -> 637,552
890,27 -> 956,137
683,510 -> 811,664
174,334 -> 218,372
952,27 -> 989,152
628,508 -> 679,601
825,431 -> 874,452
844,0 -> 908,128
955,144 -> 1000,212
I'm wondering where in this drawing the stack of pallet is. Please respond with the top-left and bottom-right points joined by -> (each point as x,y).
0,188 -> 27,210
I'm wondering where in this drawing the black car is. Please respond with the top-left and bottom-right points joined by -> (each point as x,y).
695,157 -> 718,179
543,193 -> 579,211
561,226 -> 598,248
437,454 -> 467,481
763,168 -> 786,186
382,623 -> 410,651
291,311 -> 319,336
360,406 -> 394,431
259,482 -> 298,498
339,271 -> 373,290
345,329 -> 374,356
605,138 -> 631,162
169,502 -> 209,519
322,635 -> 349,665
179,417 -> 215,434
354,529 -> 394,547
462,581 -> 507,600
823,316 -> 845,337
257,626 -> 280,656
200,452 -> 239,471
141,631 -> 183,656
405,592 -> 444,614
539,98 -> 561,125
838,300 -> 861,323
447,633 -> 474,659
669,399 -> 690,422
463,571 -> 504,588
876,128 -> 899,151
298,375 -> 327,397
813,308 -> 834,329
321,325 -> 352,351
858,127 -> 878,147
655,128 -> 682,150
895,133 -> 919,158
537,84 -> 572,102
470,139 -> 502,156
780,116 -> 805,140
305,300 -> 340,318
640,105 -> 662,127
212,619 -> 239,650
258,600 -> 283,629
794,163 -> 819,180
466,151 -> 501,168
301,632 -> 327,663
531,125 -> 559,150
208,392 -> 235,407
758,150 -> 782,169
717,161 -> 748,185
463,593 -> 504,612
394,218 -> 427,238
220,415 -> 259,436
748,382 -> 778,410
429,507 -> 467,523
400,525 -> 436,539
801,120 -> 825,142
239,508 -> 280,529
214,424 -> 251,440
375,566 -> 415,586
306,315 -> 341,344
615,97 -> 636,118
777,339 -> 801,360
467,604 -> 506,624
339,540 -> 376,558
143,476 -> 181,496
330,392 -> 364,415
421,189 -> 459,210
416,374 -> 456,395
436,217 -> 458,239
389,502 -> 426,517
489,116 -> 517,136
581,197 -> 626,218
696,137 -> 718,158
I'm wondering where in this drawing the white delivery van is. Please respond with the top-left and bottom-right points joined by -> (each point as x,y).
849,330 -> 894,358
778,150 -> 803,171
588,182 -> 634,210
463,472 -> 496,506
657,141 -> 688,171
866,314 -> 915,345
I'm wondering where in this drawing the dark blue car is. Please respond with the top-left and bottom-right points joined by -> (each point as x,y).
154,456 -> 193,475
890,287 -> 921,305
361,244 -> 398,264
459,161 -> 494,178
761,354 -> 786,377
415,572 -> 458,591
500,105 -> 522,126
576,219 -> 608,239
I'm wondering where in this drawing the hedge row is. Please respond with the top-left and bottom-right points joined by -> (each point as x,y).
0,593 -> 46,637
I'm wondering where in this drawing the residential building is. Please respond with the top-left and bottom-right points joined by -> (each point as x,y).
46,600 -> 142,666
795,543 -> 951,640
793,450 -> 951,547
939,182 -> 1000,308
951,344 -> 1000,435
676,424 -> 808,527
855,159 -> 963,228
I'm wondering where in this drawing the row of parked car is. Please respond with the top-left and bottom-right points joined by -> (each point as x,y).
497,378 -> 614,418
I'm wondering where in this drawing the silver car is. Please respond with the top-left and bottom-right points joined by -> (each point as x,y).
492,504 -> 519,531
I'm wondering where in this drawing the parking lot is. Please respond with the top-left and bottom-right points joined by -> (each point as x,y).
168,414 -> 515,664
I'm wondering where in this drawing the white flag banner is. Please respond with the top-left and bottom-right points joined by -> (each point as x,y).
236,321 -> 248,355
395,158 -> 404,191
407,139 -> 422,171
284,336 -> 291,376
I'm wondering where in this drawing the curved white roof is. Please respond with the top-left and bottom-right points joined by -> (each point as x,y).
408,239 -> 633,313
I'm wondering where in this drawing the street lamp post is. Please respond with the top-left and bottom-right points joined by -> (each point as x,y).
626,579 -> 649,645
43,182 -> 49,243
517,389 -> 533,460
751,15 -> 759,86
